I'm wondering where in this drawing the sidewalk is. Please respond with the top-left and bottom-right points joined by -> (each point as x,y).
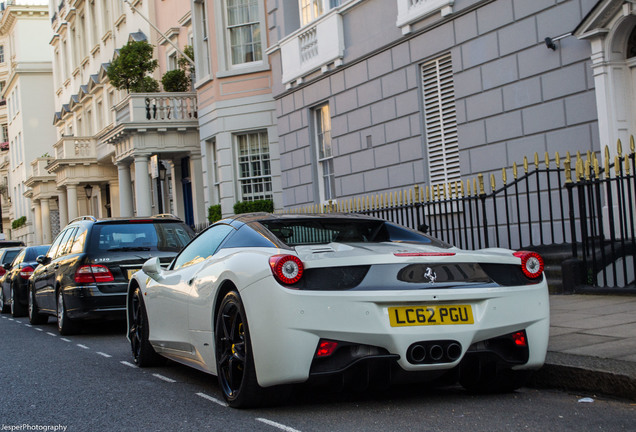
529,294 -> 636,400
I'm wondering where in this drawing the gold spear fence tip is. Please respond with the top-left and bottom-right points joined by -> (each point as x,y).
631,135 -> 635,153
502,167 -> 507,184
555,151 -> 561,168
564,158 -> 572,183
478,173 -> 485,195
615,155 -> 620,176
545,152 -> 550,168
617,138 -> 623,157
593,157 -> 600,180
490,173 -> 496,191
534,152 -> 539,169
523,156 -> 529,173
513,162 -> 518,179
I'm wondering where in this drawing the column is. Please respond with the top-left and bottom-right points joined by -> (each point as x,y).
94,185 -> 103,218
58,190 -> 68,227
41,198 -> 52,244
66,184 -> 78,220
117,162 -> 133,217
189,154 -> 206,225
133,154 -> 152,216
33,200 -> 43,245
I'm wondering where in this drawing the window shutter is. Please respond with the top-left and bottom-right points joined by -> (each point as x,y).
421,54 -> 460,186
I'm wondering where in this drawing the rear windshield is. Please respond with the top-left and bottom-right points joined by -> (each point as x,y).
89,222 -> 194,252
258,218 -> 450,248
1,249 -> 21,264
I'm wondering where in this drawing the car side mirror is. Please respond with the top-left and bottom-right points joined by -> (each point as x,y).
36,255 -> 51,265
142,257 -> 164,282
3,263 -> 11,270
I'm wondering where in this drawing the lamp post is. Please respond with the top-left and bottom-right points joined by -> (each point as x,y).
84,184 -> 93,215
158,163 -> 166,213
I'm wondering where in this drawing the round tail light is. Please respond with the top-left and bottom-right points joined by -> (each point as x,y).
513,251 -> 544,279
269,254 -> 304,285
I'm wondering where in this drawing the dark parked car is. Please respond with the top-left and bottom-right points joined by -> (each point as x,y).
0,247 -> 24,313
28,215 -> 195,334
1,245 -> 50,317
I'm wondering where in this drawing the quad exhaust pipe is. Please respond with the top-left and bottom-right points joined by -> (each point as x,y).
406,341 -> 462,364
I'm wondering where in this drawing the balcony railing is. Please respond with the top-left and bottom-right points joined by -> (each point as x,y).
279,11 -> 344,86
53,136 -> 97,160
114,93 -> 198,125
30,157 -> 54,177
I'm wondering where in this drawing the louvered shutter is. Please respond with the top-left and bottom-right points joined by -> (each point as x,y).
421,55 -> 461,186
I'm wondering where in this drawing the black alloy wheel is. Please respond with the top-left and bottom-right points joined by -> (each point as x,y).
10,284 -> 26,317
129,287 -> 164,366
28,284 -> 47,325
215,291 -> 264,408
57,290 -> 79,335
0,289 -> 8,314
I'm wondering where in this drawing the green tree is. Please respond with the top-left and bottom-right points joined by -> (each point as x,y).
107,40 -> 159,93
162,69 -> 190,92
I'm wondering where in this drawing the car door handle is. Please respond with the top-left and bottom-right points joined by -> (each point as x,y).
188,278 -> 195,285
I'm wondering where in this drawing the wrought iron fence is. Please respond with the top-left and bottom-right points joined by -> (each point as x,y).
283,139 -> 636,289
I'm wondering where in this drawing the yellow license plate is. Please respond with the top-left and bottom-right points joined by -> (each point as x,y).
127,269 -> 140,280
388,305 -> 474,327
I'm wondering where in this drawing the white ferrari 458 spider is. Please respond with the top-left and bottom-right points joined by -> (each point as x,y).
126,213 -> 549,408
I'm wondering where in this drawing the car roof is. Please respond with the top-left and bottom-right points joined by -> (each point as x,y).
66,214 -> 185,226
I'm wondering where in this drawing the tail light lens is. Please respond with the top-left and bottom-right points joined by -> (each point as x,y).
513,251 -> 544,279
315,340 -> 339,357
74,264 -> 115,283
19,266 -> 34,279
0,267 -> 5,277
269,254 -> 304,285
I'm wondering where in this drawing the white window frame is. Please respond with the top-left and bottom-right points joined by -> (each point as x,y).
313,104 -> 335,203
193,0 -> 212,84
213,0 -> 269,77
299,0 -> 342,26
234,130 -> 273,202
421,54 -> 460,187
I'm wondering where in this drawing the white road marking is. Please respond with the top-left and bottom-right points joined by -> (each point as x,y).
35,328 -> 43,331
8,318 -> 14,321
121,361 -> 138,368
96,352 -> 112,358
25,324 -> 32,328
196,392 -> 227,407
61,338 -> 71,342
46,332 -> 57,337
152,373 -> 176,383
77,344 -> 89,349
255,418 -> 302,432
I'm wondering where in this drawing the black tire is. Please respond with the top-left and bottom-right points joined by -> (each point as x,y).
57,290 -> 79,335
215,291 -> 290,408
11,284 -> 26,317
459,359 -> 530,393
129,286 -> 164,366
28,285 -> 47,325
0,289 -> 8,314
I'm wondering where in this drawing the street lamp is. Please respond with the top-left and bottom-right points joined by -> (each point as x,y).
84,184 -> 93,199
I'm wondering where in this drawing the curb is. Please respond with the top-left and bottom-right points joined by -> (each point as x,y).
528,352 -> 636,401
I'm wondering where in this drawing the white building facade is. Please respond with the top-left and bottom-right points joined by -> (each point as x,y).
0,0 -> 55,244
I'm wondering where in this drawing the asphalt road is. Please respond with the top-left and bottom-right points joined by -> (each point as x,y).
1,314 -> 635,432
